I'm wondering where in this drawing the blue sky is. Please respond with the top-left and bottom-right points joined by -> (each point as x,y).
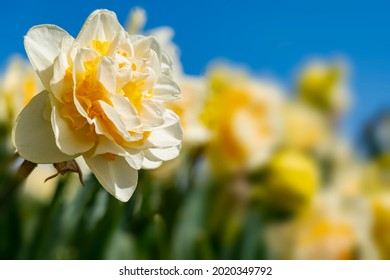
1,0 -> 390,138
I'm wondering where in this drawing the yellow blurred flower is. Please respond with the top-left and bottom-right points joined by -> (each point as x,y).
255,149 -> 319,216
202,66 -> 284,173
0,56 -> 43,124
296,59 -> 350,116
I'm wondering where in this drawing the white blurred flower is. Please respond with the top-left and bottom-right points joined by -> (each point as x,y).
13,10 -> 183,202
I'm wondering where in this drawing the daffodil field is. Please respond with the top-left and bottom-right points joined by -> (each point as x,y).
0,7 -> 389,260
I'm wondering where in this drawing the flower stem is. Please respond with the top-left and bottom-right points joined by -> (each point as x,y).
0,157 -> 37,209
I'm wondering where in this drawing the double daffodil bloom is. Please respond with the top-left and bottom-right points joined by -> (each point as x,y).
13,10 -> 183,202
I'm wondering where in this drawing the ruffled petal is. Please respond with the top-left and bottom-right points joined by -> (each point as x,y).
75,9 -> 125,54
140,99 -> 165,130
12,90 -> 75,163
97,56 -> 117,93
152,73 -> 180,101
110,95 -> 141,133
132,36 -> 161,62
99,100 -> 131,141
85,155 -> 138,202
124,151 -> 144,170
24,25 -> 69,91
144,110 -> 183,148
144,145 -> 181,161
50,35 -> 75,102
92,135 -> 127,157
50,99 -> 95,155
141,158 -> 162,169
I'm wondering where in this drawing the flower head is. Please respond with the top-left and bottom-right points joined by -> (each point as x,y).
13,10 -> 182,202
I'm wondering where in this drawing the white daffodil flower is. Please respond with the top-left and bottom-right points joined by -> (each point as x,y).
13,10 -> 183,202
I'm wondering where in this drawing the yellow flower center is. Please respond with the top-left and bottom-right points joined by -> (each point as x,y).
59,40 -> 150,146
92,40 -> 110,56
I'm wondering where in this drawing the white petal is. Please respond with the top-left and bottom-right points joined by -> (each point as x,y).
116,65 -> 132,91
12,90 -> 75,163
118,34 -> 135,57
141,158 -> 162,169
24,25 -> 69,90
133,36 -> 161,61
99,100 -> 131,141
140,99 -> 164,130
92,135 -> 127,157
110,95 -> 141,132
152,73 -> 180,101
136,66 -> 157,92
50,35 -> 75,102
91,136 -> 144,170
160,51 -> 173,76
124,152 -> 144,170
97,56 -> 117,93
144,110 -> 183,148
85,155 -> 138,202
75,9 -> 125,52
144,145 -> 181,161
128,109 -> 182,150
51,99 -> 94,155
